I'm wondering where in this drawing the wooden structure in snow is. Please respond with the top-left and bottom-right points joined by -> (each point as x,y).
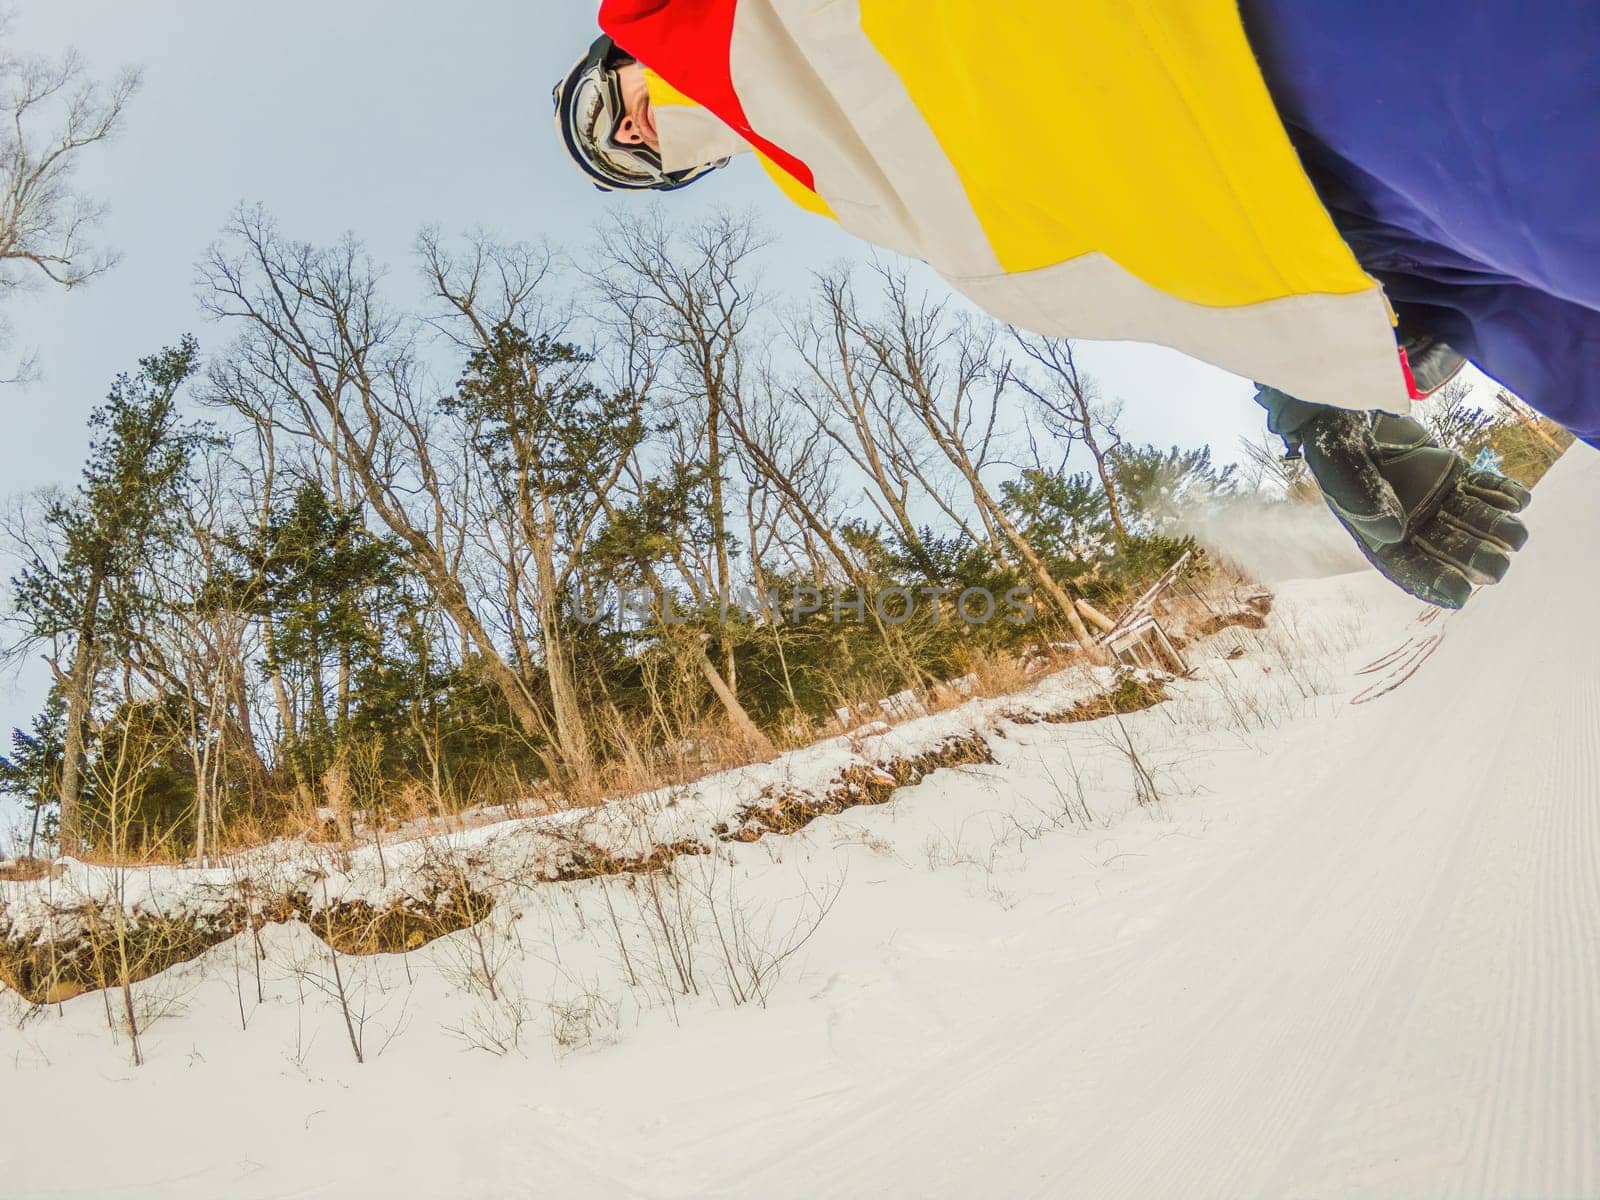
1090,551 -> 1192,675
1102,611 -> 1188,675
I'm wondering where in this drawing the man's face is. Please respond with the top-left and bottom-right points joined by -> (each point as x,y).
614,63 -> 660,152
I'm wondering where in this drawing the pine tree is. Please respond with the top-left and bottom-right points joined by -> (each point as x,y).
222,479 -> 410,796
447,323 -> 648,795
0,689 -> 66,858
7,338 -> 200,852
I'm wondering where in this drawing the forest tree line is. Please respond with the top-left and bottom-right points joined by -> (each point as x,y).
0,207 -> 1566,862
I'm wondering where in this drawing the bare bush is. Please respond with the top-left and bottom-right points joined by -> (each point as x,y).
594,850 -> 841,1014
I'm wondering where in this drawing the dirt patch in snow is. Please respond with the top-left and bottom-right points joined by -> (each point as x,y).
0,836 -> 734,1005
1185,592 -> 1274,641
0,877 -> 501,1005
720,733 -> 996,841
301,882 -> 496,957
1005,674 -> 1169,726
543,839 -> 710,883
0,905 -> 233,1005
0,666 -> 1178,1006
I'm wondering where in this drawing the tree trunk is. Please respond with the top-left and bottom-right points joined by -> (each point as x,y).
264,622 -> 316,813
530,529 -> 597,801
225,675 -> 271,791
1081,423 -> 1129,543
986,497 -> 1101,653
1075,598 -> 1117,634
724,414 -> 928,687
191,741 -> 209,863
696,646 -> 774,754
336,644 -> 351,739
347,460 -> 549,744
705,380 -> 738,695
746,513 -> 801,711
56,577 -> 103,856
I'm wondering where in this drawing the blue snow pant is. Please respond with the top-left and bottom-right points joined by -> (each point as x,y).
1237,2 -> 1600,447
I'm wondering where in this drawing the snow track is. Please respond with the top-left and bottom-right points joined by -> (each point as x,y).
770,449 -> 1600,1200
806,448 -> 1600,1200
3,451 -> 1595,1199
646,447 -> 1600,1199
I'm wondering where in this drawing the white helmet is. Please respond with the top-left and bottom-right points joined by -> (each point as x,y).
552,36 -> 728,192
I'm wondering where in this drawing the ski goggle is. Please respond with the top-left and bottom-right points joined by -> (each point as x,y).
553,37 -> 725,193
554,37 -> 668,191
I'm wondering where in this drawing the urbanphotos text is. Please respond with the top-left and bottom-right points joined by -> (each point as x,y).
567,585 -> 1040,628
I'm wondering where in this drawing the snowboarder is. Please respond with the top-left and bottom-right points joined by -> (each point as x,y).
552,4 -> 1596,610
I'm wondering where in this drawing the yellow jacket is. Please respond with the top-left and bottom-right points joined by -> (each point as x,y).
607,0 -> 1409,411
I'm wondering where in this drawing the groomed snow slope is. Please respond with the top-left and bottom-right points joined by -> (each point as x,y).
788,443 -> 1600,1199
2,449 -> 1596,1199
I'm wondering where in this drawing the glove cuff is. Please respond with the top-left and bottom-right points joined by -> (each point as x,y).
1254,384 -> 1328,444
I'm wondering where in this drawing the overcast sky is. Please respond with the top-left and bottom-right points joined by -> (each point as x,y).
1,1 -> 1266,826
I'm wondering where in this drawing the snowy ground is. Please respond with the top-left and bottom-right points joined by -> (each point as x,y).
2,448 -> 1596,1200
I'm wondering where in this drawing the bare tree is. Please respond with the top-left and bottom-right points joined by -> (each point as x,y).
0,15 -> 140,379
786,269 -> 978,570
847,265 -> 1100,652
725,367 -> 934,689
421,230 -> 622,794
1010,333 -> 1129,542
1494,388 -> 1565,460
585,208 -> 767,697
122,442 -> 270,860
1238,431 -> 1316,502
583,298 -> 778,753
198,208 -> 550,749
211,384 -> 323,809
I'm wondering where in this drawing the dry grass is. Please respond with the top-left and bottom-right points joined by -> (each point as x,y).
307,889 -> 494,959
1186,595 -> 1273,641
12,622 -> 1162,874
595,709 -> 776,799
0,859 -> 62,883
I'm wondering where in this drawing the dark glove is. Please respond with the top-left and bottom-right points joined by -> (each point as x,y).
1257,387 -> 1531,609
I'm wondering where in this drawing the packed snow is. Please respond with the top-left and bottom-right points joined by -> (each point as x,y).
1,448 -> 1596,1199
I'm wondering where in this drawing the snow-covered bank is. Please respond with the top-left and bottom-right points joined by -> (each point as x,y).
4,447 -> 1597,1200
0,657 -> 1156,954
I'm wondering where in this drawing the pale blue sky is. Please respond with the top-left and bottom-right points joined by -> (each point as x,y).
1,1 -> 1266,830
